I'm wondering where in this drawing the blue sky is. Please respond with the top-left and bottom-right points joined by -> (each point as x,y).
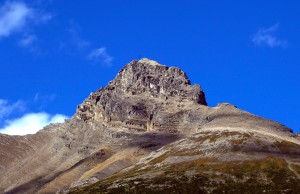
0,0 -> 299,135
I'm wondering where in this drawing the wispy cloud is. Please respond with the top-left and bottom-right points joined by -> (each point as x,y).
36,12 -> 53,24
67,22 -> 90,49
88,47 -> 113,66
19,34 -> 37,47
252,23 -> 288,48
34,93 -> 56,103
0,99 -> 26,119
33,93 -> 56,110
0,1 -> 32,37
60,22 -> 113,64
0,112 -> 68,135
0,0 -> 53,53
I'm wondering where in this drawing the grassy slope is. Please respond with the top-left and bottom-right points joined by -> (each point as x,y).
69,156 -> 300,194
69,130 -> 300,194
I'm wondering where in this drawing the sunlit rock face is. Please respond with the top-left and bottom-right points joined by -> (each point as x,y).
110,58 -> 206,104
75,58 -> 207,133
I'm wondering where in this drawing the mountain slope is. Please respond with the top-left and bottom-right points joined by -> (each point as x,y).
69,104 -> 300,194
0,58 -> 299,194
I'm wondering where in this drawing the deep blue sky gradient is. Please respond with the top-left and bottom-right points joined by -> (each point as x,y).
1,0 -> 299,132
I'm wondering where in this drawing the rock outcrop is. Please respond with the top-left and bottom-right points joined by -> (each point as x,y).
76,58 -> 207,133
0,58 -> 299,194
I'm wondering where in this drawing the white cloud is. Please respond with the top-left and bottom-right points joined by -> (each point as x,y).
0,99 -> 26,119
0,112 -> 68,135
252,23 -> 288,48
0,1 -> 32,37
88,47 -> 113,66
0,0 -> 53,46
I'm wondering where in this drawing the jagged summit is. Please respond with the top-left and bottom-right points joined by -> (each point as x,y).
108,58 -> 206,104
75,59 -> 207,129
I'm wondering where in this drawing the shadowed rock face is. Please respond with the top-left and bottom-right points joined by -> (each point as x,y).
0,58 -> 299,194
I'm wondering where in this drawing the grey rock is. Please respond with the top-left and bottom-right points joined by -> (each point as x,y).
75,58 -> 207,133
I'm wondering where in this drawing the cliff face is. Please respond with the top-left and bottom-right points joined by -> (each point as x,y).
0,58 -> 300,194
75,58 -> 206,133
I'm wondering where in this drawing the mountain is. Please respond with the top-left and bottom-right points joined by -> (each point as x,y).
1,58 -> 300,194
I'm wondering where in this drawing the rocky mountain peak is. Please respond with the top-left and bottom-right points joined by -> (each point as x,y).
75,59 -> 207,131
108,58 -> 207,104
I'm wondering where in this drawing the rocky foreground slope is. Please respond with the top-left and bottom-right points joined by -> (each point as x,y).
0,58 -> 300,194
